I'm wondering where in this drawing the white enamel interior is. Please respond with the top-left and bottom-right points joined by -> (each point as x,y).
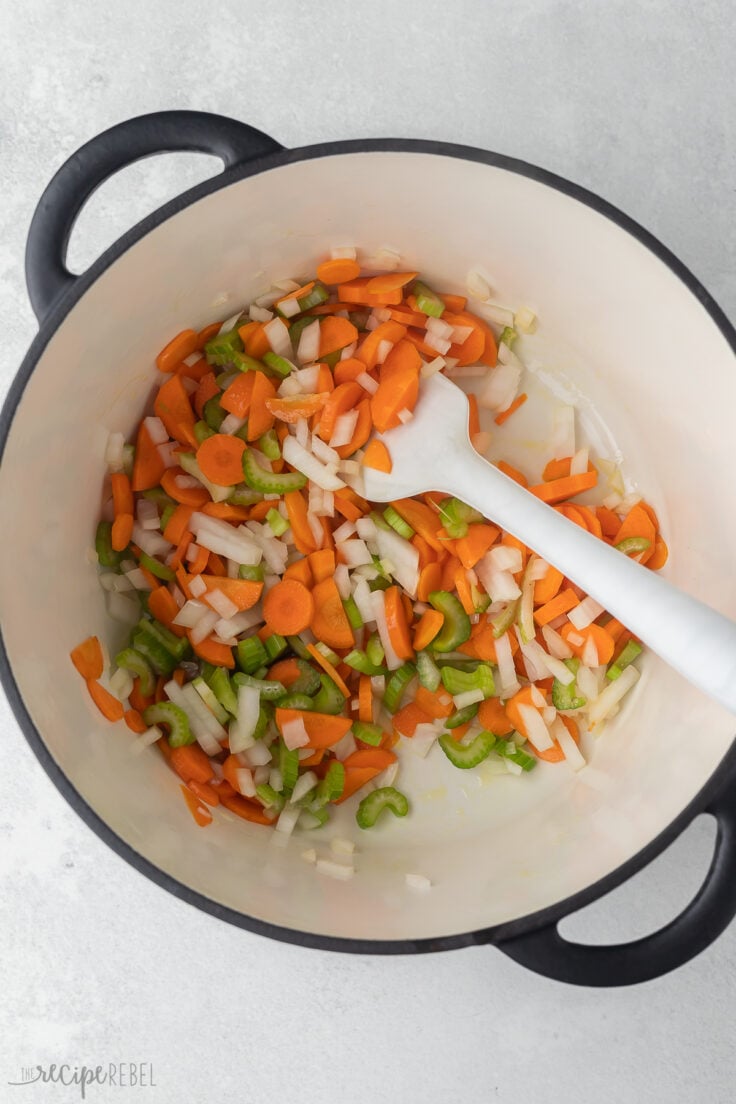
1,151 -> 735,943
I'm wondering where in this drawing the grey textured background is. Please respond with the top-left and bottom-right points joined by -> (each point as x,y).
1,1 -> 734,1101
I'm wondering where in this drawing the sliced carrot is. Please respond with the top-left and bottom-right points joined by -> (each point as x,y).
391,498 -> 444,551
128,679 -> 152,713
317,381 -> 362,442
505,686 -> 542,738
154,374 -> 198,448
335,766 -> 384,803
344,747 -> 397,771
219,790 -> 272,825
263,578 -> 315,636
613,504 -> 657,562
247,501 -> 273,522
494,393 -> 528,426
443,310 -> 496,367
187,632 -> 235,668
196,321 -> 222,350
176,356 -> 211,381
200,502 -> 250,524
393,701 -> 432,737
371,363 -> 419,433
70,636 -> 104,680
639,501 -> 660,534
360,438 -> 391,474
264,658 -> 301,689
411,685 -> 452,720
145,587 -> 182,636
124,708 -> 148,734
310,577 -> 354,650
132,418 -> 166,492
111,513 -> 134,552
193,371 -> 220,419
318,316 -> 359,358
160,468 -> 209,507
597,506 -> 622,539
497,460 -> 528,488
284,490 -> 319,555
163,503 -> 194,545
533,564 -> 564,606
164,742 -> 215,785
453,566 -> 475,616
455,523 -> 500,569
188,779 -> 220,807
275,280 -> 315,307
542,456 -> 594,481
412,609 -> 445,650
111,472 -> 134,518
478,697 -> 514,736
220,372 -> 255,419
187,544 -> 209,574
380,337 -> 422,379
337,278 -> 403,307
282,558 -> 314,587
195,434 -> 246,487
417,562 -> 443,603
335,399 -> 372,459
266,392 -> 330,422
603,617 -> 627,643
560,622 -> 615,665
275,708 -> 353,749
316,257 -> 361,284
384,585 -> 415,660
86,679 -> 124,722
356,320 -> 408,370
389,306 -> 426,327
648,538 -> 669,571
438,293 -> 466,312
180,784 -> 213,827
533,587 -> 580,626
246,372 -> 277,441
156,329 -> 199,373
358,675 -> 374,724
530,715 -> 580,763
333,357 -> 368,385
530,470 -> 598,504
308,549 -> 336,583
572,504 -> 604,539
467,393 -> 481,439
238,320 -> 270,360
305,642 -> 350,698
207,552 -> 227,577
195,574 -> 263,611
365,271 -> 418,294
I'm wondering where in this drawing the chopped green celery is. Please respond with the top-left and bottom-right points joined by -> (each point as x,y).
368,576 -> 391,593
232,672 -> 287,701
252,665 -> 269,680
232,352 -> 265,374
445,702 -> 479,728
440,663 -> 495,698
263,634 -> 288,661
115,647 -> 155,697
288,315 -> 316,352
322,350 -> 341,369
383,663 -> 416,713
365,632 -> 385,667
258,428 -> 281,459
492,599 -> 519,639
133,619 -> 189,676
236,636 -> 268,674
348,310 -> 370,331
121,444 -> 135,477
616,536 -> 652,555
471,585 -> 491,614
383,505 -> 415,539
262,351 -> 294,379
178,452 -> 231,503
286,635 -> 312,660
138,551 -> 175,582
242,448 -> 307,494
276,692 -> 316,710
439,729 -> 496,769
311,760 -> 345,808
517,558 -> 537,644
356,786 -> 409,829
344,650 -> 386,676
238,562 -> 265,582
416,650 -> 442,691
209,667 -> 238,714
297,282 -> 329,311
287,659 -> 321,696
142,701 -> 193,747
266,508 -> 289,536
256,783 -> 285,812
199,661 -> 218,684
160,502 -> 177,532
254,702 -> 273,741
411,280 -> 445,318
311,674 -> 347,714
203,396 -> 226,431
437,497 -> 484,539
552,658 -> 586,709
235,423 -> 251,442
192,676 -> 230,723
228,486 -> 264,507
314,641 -> 340,666
216,368 -> 240,390
204,328 -> 244,366
499,326 -> 518,348
194,420 -> 216,445
428,591 -> 472,651
496,739 -> 536,771
141,487 -> 176,508
607,639 -> 643,681
95,521 -> 125,567
278,741 -> 299,794
343,596 -> 364,630
300,806 -> 330,828
352,721 -> 383,746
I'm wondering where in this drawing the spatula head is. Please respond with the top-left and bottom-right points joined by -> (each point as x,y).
354,372 -> 473,502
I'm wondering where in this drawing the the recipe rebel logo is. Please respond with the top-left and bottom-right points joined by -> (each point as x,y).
7,1062 -> 156,1098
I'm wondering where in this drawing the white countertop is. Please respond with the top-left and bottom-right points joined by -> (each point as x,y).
1,2 -> 735,1101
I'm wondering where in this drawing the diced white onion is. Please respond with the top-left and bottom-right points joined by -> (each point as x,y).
189,574 -> 206,598
220,413 -> 247,435
331,245 -> 357,260
426,316 -> 455,340
479,302 -> 515,328
282,716 -> 310,750
173,599 -> 211,628
552,717 -> 586,770
486,545 -> 522,574
374,527 -> 419,597
453,689 -> 485,709
424,331 -> 451,355
451,325 -> 474,346
406,872 -> 432,891
130,726 -> 163,755
229,684 -> 261,753
235,767 -> 256,797
332,520 -> 356,543
282,436 -> 346,491
582,636 -> 600,668
568,596 -> 605,630
190,608 -> 220,645
356,371 -> 378,394
566,629 -> 585,647
529,684 -> 546,708
466,269 -> 492,301
397,408 -> 413,424
376,339 -> 394,364
551,405 -> 576,461
275,804 -> 301,836
124,567 -> 153,591
495,632 -> 520,698
570,447 -> 589,477
136,498 -> 160,530
530,558 -> 550,582
407,725 -> 439,758
290,771 -> 318,804
269,767 -> 284,792
189,512 -> 262,565
143,416 -> 168,445
105,432 -> 126,472
132,523 -> 172,559
368,247 -> 401,271
316,859 -> 354,880
541,623 -> 573,659
263,316 -> 291,358
214,608 -> 262,639
514,306 -> 537,333
249,304 -> 274,322
205,588 -> 239,620
588,666 -> 640,726
109,668 -> 134,701
329,410 -> 359,448
522,639 -> 575,684
352,577 -> 376,626
244,741 -> 272,768
478,363 -> 522,411
278,296 -> 301,319
311,435 -> 340,465
370,590 -> 403,670
296,319 -> 321,364
338,538 -> 373,567
518,704 -> 554,750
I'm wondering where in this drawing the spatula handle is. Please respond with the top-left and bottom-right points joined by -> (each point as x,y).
442,446 -> 736,715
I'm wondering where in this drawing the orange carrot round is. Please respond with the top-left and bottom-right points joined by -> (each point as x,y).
70,636 -> 104,680
365,271 -> 418,295
310,578 -> 354,650
316,257 -> 361,285
318,316 -> 359,358
195,434 -> 246,486
86,679 -> 124,722
263,578 -> 315,636
362,439 -> 392,473
156,329 -> 199,373
111,512 -> 134,552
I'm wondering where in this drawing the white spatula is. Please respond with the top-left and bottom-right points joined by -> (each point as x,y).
355,372 -> 736,715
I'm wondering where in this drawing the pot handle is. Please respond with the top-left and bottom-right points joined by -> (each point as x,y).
491,765 -> 736,986
25,110 -> 283,322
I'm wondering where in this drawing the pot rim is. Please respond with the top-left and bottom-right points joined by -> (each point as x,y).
1,135 -> 734,954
